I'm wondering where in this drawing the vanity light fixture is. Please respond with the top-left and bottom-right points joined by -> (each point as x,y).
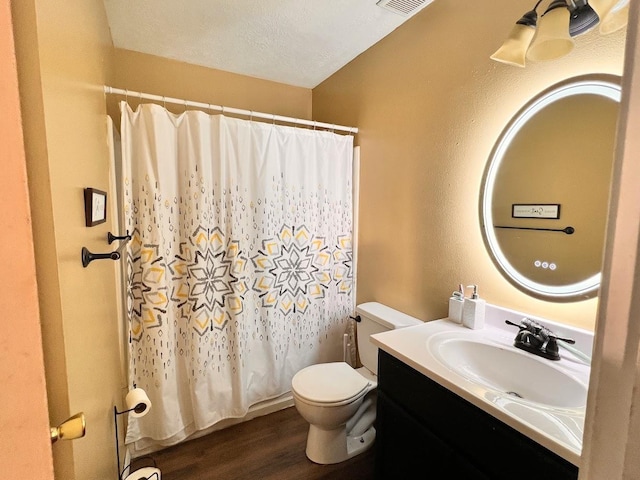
491,0 -> 629,67
526,0 -> 576,62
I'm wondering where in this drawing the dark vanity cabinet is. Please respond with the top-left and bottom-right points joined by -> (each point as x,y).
375,350 -> 579,480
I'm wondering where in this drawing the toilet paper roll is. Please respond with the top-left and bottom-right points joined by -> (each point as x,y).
124,467 -> 161,480
125,388 -> 152,418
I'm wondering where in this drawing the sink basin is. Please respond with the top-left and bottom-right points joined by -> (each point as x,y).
429,336 -> 587,409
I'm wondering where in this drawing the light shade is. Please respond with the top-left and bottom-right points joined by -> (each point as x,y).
490,24 -> 537,67
590,0 -> 629,35
527,3 -> 575,62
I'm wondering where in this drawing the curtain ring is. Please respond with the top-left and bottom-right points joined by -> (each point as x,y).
331,124 -> 335,133
138,90 -> 142,105
249,110 -> 253,122
162,96 -> 166,109
272,114 -> 276,125
184,98 -> 188,112
313,121 -> 317,131
221,106 -> 225,116
125,89 -> 129,104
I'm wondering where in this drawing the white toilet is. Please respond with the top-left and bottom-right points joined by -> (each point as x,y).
291,302 -> 422,464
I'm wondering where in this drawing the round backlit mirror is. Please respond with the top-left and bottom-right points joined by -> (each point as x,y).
480,75 -> 621,301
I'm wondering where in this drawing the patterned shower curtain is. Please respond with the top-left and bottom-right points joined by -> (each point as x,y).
118,102 -> 355,449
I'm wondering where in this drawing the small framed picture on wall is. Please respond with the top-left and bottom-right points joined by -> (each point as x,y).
84,187 -> 107,227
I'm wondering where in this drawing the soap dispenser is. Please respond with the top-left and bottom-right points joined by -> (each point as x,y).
462,285 -> 486,330
448,284 -> 464,324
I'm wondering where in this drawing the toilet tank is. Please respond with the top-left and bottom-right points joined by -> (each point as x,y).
355,302 -> 422,374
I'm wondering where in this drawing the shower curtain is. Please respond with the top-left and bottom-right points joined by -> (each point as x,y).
119,102 -> 355,448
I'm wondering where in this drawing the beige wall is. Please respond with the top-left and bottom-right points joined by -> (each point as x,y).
12,1 -> 118,478
313,0 -> 626,330
109,48 -> 312,128
0,0 -> 53,477
12,3 -> 312,478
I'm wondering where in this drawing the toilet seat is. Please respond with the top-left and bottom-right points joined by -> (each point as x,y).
292,362 -> 372,406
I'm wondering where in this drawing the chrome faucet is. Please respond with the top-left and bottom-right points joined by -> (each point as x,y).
505,318 -> 576,361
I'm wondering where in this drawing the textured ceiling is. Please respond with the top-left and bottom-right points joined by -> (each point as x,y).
103,0 -> 434,88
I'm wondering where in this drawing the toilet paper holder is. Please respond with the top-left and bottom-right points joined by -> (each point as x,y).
114,387 -> 154,480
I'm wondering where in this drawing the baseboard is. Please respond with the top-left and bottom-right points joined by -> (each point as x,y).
184,393 -> 295,442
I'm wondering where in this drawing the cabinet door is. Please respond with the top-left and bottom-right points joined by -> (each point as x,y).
378,351 -> 578,480
452,453 -> 492,480
376,391 -> 489,479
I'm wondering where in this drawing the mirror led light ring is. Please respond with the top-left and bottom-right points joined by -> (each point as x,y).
481,75 -> 621,300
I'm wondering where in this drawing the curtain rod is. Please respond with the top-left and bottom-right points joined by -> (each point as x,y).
103,86 -> 358,134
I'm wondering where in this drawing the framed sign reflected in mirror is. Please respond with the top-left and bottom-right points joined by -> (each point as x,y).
84,187 -> 107,227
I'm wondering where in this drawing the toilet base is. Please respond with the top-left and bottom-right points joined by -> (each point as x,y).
305,424 -> 376,465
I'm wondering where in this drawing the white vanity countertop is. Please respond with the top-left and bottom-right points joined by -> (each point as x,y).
370,303 -> 592,467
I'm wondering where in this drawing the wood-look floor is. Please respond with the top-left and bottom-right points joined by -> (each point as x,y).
138,406 -> 375,480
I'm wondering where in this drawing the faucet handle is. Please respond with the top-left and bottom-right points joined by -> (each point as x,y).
505,319 -> 527,330
505,318 -> 542,333
537,323 -> 576,345
547,333 -> 576,345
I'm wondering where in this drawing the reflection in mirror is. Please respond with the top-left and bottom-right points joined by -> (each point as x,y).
481,75 -> 621,300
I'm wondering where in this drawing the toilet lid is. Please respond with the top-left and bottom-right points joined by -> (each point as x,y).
292,362 -> 371,404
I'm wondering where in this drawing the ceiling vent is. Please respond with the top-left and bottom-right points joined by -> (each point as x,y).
376,0 -> 430,16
